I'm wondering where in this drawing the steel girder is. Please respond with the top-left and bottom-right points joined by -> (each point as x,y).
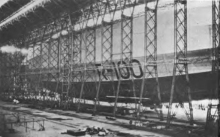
59,15 -> 72,107
113,0 -> 138,117
212,0 -> 220,97
93,0 -> 118,115
206,0 -> 220,127
23,18 -> 62,102
72,31 -> 82,101
77,28 -> 98,112
77,0 -> 105,112
167,0 -> 193,126
60,35 -> 71,102
138,0 -> 163,121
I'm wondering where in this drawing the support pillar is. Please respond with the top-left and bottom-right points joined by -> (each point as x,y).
167,0 -> 193,126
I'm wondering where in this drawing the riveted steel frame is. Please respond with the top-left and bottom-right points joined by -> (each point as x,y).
59,15 -> 72,105
75,6 -> 91,112
60,35 -> 71,102
27,28 -> 45,99
37,26 -> 49,101
46,22 -> 60,102
77,29 -> 97,112
72,31 -> 82,102
139,0 -> 163,120
24,19 -> 61,102
93,0 -> 117,115
212,0 -> 220,96
167,0 -> 193,126
206,0 -> 220,125
77,1 -> 105,112
113,0 -> 137,117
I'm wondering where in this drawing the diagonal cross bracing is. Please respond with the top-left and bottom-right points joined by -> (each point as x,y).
167,0 -> 193,126
139,0 -> 163,121
93,0 -> 118,115
113,0 -> 137,117
206,0 -> 220,126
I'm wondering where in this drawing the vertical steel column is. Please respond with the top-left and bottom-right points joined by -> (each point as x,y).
25,41 -> 32,99
93,1 -> 115,115
38,26 -> 48,101
113,0 -> 137,117
77,3 -> 101,112
49,19 -> 63,101
27,28 -> 45,100
23,51 -> 29,99
212,0 -> 220,95
73,6 -> 91,112
139,0 -> 162,120
206,0 -> 220,125
44,22 -> 58,102
72,31 -> 82,102
25,31 -> 34,99
16,39 -> 26,100
32,35 -> 41,99
85,28 -> 96,82
167,0 -> 193,126
78,27 -> 97,112
77,29 -> 87,112
60,35 -> 71,105
49,39 -> 59,97
59,16 -> 72,108
41,41 -> 49,99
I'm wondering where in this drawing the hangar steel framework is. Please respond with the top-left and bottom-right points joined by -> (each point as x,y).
0,0 -> 219,127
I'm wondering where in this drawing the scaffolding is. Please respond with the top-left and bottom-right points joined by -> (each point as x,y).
206,0 -> 220,127
167,0 -> 193,126
139,0 -> 163,121
0,0 -> 219,128
113,0 -> 137,117
93,0 -> 117,115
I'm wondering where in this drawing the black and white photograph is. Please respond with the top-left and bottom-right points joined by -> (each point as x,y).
0,0 -> 219,137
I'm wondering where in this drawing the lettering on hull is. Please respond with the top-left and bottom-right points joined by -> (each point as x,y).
95,59 -> 144,80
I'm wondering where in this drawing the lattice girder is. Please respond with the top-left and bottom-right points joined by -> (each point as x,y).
139,0 -> 162,121
167,0 -> 193,126
113,0 -> 138,117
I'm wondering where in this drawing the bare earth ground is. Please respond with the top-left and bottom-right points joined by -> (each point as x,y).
0,101 -> 216,137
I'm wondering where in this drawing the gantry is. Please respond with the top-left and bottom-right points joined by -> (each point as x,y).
0,0 -> 219,128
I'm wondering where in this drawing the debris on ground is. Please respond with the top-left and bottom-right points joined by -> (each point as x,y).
106,116 -> 116,121
61,126 -> 112,136
38,124 -> 45,131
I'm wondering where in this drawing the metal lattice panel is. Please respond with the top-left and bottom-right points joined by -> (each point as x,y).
60,35 -> 72,102
76,1 -> 104,112
93,0 -> 118,114
138,0 -> 163,120
113,0 -> 137,117
206,0 -> 220,126
72,32 -> 83,83
167,0 -> 193,126
212,0 -> 220,91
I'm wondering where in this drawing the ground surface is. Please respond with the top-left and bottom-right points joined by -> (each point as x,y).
0,101 -> 217,137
